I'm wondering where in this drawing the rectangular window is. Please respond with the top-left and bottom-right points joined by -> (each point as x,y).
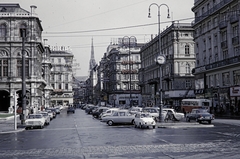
51,84 -> 55,89
233,70 -> 240,85
0,60 -> 8,77
58,74 -> 61,80
65,84 -> 68,90
222,72 -> 230,86
17,60 -> 21,77
185,80 -> 191,88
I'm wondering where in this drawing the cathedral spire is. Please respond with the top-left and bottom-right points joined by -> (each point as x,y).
89,38 -> 96,71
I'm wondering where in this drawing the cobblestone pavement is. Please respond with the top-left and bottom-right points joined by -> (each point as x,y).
0,141 -> 239,159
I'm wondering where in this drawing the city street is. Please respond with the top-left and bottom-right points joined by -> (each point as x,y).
0,108 -> 240,159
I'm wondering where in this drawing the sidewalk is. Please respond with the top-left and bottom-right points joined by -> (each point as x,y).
0,115 -> 25,134
156,120 -> 214,128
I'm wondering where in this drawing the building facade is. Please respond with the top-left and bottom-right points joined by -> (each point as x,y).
139,22 -> 195,108
192,0 -> 240,115
95,38 -> 144,107
0,4 -> 47,113
50,47 -> 74,106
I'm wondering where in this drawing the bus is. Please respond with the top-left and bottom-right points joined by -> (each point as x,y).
181,99 -> 212,113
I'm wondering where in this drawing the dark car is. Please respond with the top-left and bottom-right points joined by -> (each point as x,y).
92,107 -> 109,119
46,108 -> 56,118
186,109 -> 214,124
67,107 -> 75,114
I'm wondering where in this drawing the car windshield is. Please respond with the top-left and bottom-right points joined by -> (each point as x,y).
29,115 -> 42,119
141,114 -> 151,118
197,109 -> 209,113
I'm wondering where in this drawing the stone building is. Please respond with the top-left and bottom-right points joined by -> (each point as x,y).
96,38 -> 144,107
139,22 -> 195,108
50,47 -> 74,106
0,4 -> 46,113
192,0 -> 240,115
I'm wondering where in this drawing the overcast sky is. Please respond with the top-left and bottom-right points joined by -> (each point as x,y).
2,0 -> 194,76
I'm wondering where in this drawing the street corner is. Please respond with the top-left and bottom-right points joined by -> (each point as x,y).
0,128 -> 25,134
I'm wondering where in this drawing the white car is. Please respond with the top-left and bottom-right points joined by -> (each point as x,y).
163,108 -> 184,121
101,109 -> 135,126
99,108 -> 119,119
25,114 -> 45,129
38,111 -> 50,125
142,107 -> 167,121
134,113 -> 156,129
129,107 -> 142,115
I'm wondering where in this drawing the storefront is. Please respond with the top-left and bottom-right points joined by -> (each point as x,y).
230,86 -> 240,115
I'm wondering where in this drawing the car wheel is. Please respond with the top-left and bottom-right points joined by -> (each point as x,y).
186,117 -> 190,122
41,125 -> 44,129
140,123 -> 143,129
208,120 -> 211,124
107,120 -> 114,126
134,124 -> 137,128
131,120 -> 135,125
153,126 -> 155,129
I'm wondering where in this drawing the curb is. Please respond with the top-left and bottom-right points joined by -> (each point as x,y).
0,128 -> 25,134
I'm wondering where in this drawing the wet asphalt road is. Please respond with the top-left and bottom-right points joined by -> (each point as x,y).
0,108 -> 240,159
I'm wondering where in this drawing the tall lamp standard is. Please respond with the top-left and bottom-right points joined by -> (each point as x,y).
148,3 -> 170,122
20,28 -> 27,124
122,36 -> 137,107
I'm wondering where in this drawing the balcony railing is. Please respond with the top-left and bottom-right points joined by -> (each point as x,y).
193,0 -> 233,25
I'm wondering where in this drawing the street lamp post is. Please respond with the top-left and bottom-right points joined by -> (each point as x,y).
148,3 -> 170,122
20,28 -> 27,125
122,36 -> 137,107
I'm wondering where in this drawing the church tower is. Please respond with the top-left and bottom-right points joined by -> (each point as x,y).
89,38 -> 96,72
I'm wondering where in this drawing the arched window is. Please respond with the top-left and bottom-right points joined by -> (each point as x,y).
19,24 -> 27,37
186,63 -> 190,74
0,24 -> 6,39
185,44 -> 190,55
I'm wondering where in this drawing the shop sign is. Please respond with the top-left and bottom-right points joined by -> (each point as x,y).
230,87 -> 240,97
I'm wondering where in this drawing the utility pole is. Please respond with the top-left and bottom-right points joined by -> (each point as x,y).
20,28 -> 27,125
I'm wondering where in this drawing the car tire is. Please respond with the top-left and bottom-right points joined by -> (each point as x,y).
140,123 -> 143,129
153,126 -> 155,129
131,120 -> 135,125
186,117 -> 190,122
134,124 -> 137,128
107,120 -> 114,126
208,120 -> 211,124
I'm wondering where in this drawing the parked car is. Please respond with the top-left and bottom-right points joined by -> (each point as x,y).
142,107 -> 167,121
67,107 -> 75,113
38,111 -> 50,125
186,109 -> 214,124
162,108 -> 184,121
45,110 -> 54,120
101,109 -> 135,126
129,107 -> 142,115
85,104 -> 96,114
25,114 -> 45,129
92,107 -> 109,118
134,112 -> 156,129
99,108 -> 119,119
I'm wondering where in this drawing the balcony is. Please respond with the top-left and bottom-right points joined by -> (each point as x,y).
219,20 -> 228,29
221,41 -> 228,49
193,0 -> 234,25
230,15 -> 239,24
232,36 -> 239,45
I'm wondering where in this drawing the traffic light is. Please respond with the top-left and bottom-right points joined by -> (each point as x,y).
17,97 -> 22,107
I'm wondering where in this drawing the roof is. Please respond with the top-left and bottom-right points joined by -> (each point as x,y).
0,4 -> 29,13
